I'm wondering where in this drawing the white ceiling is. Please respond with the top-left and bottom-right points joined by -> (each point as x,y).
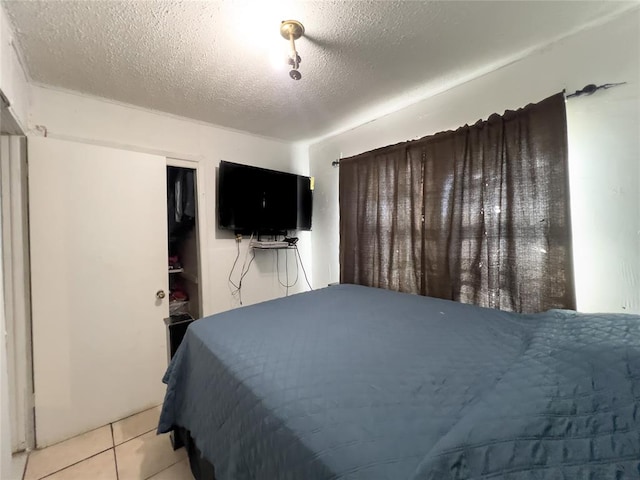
3,1 -> 635,141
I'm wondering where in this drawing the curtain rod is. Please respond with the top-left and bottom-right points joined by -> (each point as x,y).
331,82 -> 627,166
565,82 -> 626,99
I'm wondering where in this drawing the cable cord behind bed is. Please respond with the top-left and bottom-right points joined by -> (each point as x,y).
295,245 -> 313,291
228,233 -> 255,305
227,239 -> 241,293
277,248 -> 299,296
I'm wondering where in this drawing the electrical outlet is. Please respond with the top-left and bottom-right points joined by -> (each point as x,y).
235,234 -> 242,242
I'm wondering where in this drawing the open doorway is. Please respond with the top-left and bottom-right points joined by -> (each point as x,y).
164,158 -> 207,365
166,162 -> 202,321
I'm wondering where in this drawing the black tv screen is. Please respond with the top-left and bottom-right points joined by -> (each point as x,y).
218,161 -> 312,234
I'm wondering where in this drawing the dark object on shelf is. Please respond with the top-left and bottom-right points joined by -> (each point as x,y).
169,300 -> 190,316
170,287 -> 189,302
164,314 -> 195,361
168,255 -> 182,270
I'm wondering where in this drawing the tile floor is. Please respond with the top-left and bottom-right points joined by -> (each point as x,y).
12,405 -> 193,480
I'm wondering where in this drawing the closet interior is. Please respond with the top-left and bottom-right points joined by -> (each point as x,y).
167,165 -> 201,324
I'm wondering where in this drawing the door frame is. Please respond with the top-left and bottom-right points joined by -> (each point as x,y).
0,122 -> 34,451
166,157 -> 208,318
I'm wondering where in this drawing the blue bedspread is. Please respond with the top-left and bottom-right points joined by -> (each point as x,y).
158,284 -> 640,479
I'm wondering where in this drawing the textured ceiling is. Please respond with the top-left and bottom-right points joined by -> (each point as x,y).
3,0 -> 635,141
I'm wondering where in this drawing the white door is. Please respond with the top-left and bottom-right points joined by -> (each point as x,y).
29,137 -> 169,447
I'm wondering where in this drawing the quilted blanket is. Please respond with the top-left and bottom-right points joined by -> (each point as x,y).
158,284 -> 640,479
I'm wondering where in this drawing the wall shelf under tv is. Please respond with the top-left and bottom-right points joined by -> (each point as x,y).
250,240 -> 296,250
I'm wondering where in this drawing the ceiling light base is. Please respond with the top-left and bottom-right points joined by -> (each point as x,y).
280,20 -> 304,40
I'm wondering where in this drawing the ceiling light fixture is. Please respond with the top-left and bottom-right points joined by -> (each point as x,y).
280,20 -> 304,80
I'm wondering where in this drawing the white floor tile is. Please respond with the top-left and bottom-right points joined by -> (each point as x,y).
9,451 -> 28,480
112,405 -> 162,445
44,450 -> 117,480
147,459 -> 193,480
115,431 -> 186,480
24,426 -> 113,480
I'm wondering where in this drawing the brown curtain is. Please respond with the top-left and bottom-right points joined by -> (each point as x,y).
339,93 -> 575,313
340,145 -> 424,293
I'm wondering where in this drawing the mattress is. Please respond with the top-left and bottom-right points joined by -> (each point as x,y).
158,284 -> 640,479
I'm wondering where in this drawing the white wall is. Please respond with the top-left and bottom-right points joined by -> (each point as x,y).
29,85 -> 312,316
309,11 -> 640,314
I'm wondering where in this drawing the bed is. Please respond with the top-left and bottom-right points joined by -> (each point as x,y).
158,284 -> 640,479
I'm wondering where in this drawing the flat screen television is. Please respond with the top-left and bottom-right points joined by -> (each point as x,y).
217,161 -> 313,234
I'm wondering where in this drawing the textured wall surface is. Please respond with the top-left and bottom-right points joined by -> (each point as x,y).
3,0 -> 634,140
0,5 -> 28,130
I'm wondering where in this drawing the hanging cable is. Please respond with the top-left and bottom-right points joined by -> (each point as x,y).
238,233 -> 254,280
228,238 -> 241,294
276,248 -> 299,293
295,246 -> 313,291
229,233 -> 255,305
235,248 -> 256,305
